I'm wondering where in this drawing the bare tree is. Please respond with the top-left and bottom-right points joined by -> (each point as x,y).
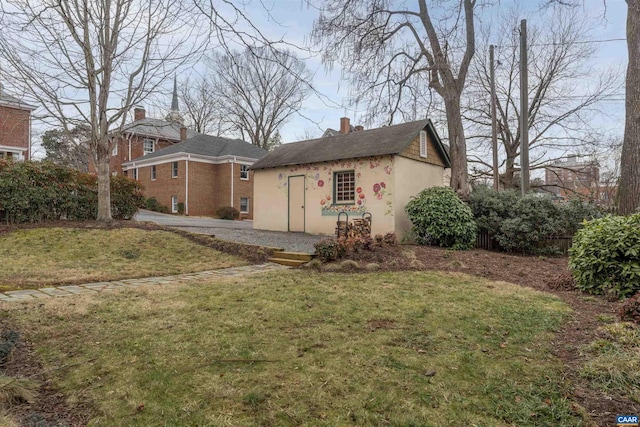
41,126 -> 91,172
0,0 -> 209,221
618,0 -> 640,214
312,0 -> 481,198
464,7 -> 621,189
179,76 -> 232,136
207,47 -> 312,150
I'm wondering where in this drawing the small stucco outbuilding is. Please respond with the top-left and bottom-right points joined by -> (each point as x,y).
251,118 -> 450,238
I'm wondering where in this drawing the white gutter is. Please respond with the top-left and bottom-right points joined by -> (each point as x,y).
230,157 -> 235,207
128,134 -> 132,161
185,154 -> 190,216
28,113 -> 32,160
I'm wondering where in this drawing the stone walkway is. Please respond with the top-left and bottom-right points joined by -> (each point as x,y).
0,263 -> 290,303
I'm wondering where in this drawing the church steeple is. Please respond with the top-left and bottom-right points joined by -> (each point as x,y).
165,75 -> 183,124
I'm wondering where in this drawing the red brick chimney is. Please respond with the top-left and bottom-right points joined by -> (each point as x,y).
134,107 -> 145,121
354,125 -> 364,132
340,117 -> 350,134
180,126 -> 187,141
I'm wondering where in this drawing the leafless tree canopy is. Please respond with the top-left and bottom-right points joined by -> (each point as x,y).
0,0 -> 208,220
312,0 -> 482,198
179,76 -> 231,136
464,7 -> 621,189
205,47 -> 312,150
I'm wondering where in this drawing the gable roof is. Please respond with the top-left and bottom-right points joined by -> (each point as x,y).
121,118 -> 199,141
0,88 -> 36,111
252,118 -> 450,170
126,134 -> 268,164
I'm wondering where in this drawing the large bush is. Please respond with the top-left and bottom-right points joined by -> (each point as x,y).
405,186 -> 476,250
470,186 -> 602,253
569,214 -> 640,298
0,160 -> 143,223
216,206 -> 240,220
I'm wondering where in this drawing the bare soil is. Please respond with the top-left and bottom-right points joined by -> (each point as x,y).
0,222 -> 637,426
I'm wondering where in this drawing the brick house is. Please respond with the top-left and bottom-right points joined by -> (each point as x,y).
251,118 -> 450,237
122,134 -> 267,219
0,83 -> 35,161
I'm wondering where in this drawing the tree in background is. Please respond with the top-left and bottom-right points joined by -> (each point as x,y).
617,0 -> 640,214
41,126 -> 90,172
464,7 -> 620,189
0,0 -> 208,221
179,76 -> 232,136
312,0 -> 479,199
203,47 -> 312,150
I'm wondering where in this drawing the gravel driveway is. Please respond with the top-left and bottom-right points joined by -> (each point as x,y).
135,210 -> 326,254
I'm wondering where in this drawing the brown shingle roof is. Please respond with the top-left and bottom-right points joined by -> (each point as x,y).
251,119 -> 450,170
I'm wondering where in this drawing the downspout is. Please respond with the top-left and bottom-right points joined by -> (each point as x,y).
128,134 -> 132,161
185,155 -> 190,216
230,157 -> 235,207
28,112 -> 32,160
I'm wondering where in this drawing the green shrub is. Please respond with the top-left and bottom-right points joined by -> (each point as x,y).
216,206 -> 240,220
405,186 -> 476,250
495,194 -> 566,253
619,293 -> 640,325
559,198 -> 603,235
569,214 -> 640,298
177,202 -> 185,215
314,238 -> 345,262
0,160 -> 142,222
469,186 -> 519,237
145,197 -> 169,214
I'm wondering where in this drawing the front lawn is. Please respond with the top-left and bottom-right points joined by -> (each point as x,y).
1,270 -> 586,426
0,227 -> 247,291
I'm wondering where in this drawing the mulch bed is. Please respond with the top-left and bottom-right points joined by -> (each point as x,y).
0,222 -> 637,426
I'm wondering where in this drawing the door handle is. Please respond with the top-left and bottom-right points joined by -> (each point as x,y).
301,205 -> 304,209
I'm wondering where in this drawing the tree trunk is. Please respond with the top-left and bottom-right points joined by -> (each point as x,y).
503,155 -> 517,189
96,139 -> 112,222
444,96 -> 470,199
618,0 -> 640,215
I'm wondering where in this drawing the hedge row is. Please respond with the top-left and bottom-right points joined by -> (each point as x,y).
0,160 -> 144,223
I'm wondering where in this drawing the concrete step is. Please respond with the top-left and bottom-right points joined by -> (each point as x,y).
268,257 -> 309,267
273,251 -> 314,261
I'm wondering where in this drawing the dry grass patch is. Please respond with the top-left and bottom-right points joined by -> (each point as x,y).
2,271 -> 586,426
0,228 -> 247,291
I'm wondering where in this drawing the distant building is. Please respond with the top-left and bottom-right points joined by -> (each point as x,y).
544,154 -> 599,198
0,83 -> 36,161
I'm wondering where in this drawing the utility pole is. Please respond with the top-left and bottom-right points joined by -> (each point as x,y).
490,44 -> 499,191
520,19 -> 530,195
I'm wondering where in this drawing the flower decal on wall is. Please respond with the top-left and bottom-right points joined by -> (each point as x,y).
318,179 -> 324,187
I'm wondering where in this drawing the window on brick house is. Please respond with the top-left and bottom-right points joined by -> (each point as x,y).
151,165 -> 156,180
172,161 -> 178,178
240,164 -> 250,180
111,143 -> 118,156
334,171 -> 355,204
143,139 -> 154,155
171,196 -> 178,213
132,168 -> 138,181
240,197 -> 249,213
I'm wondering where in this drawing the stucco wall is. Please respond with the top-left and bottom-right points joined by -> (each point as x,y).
254,156 -> 397,236
392,155 -> 445,240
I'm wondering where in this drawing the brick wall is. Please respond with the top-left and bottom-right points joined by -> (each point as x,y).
0,105 -> 30,160
90,134 -> 178,175
135,159 -> 255,219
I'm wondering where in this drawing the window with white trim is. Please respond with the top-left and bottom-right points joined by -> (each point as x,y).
172,161 -> 178,178
111,143 -> 118,156
240,197 -> 249,213
143,138 -> 154,155
240,164 -> 250,180
419,130 -> 427,158
151,165 -> 156,180
171,196 -> 178,213
132,168 -> 138,181
334,171 -> 355,204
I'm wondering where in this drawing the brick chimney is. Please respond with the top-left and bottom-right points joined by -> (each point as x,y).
180,126 -> 187,141
134,107 -> 145,121
354,125 -> 364,132
340,117 -> 350,134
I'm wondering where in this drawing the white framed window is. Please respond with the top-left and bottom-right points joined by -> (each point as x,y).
132,168 -> 138,181
143,138 -> 154,155
240,164 -> 250,180
240,197 -> 249,213
111,143 -> 118,156
171,196 -> 178,213
334,171 -> 355,204
151,165 -> 156,181
419,130 -> 427,158
172,161 -> 178,178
